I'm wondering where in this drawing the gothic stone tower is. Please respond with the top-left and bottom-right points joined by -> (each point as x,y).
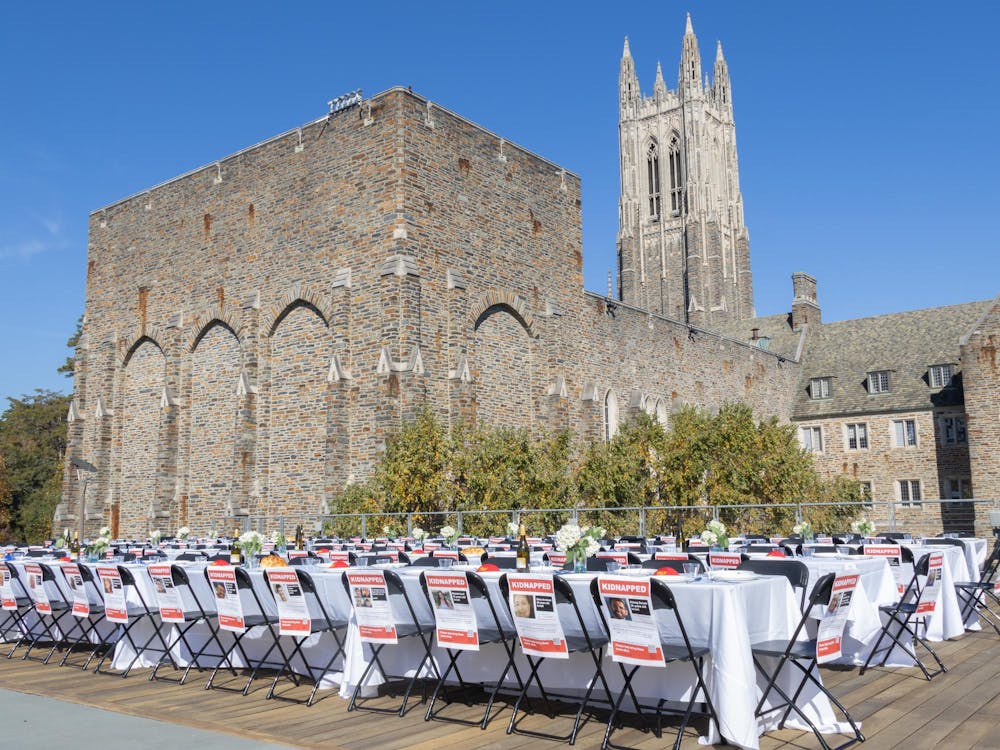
617,14 -> 753,327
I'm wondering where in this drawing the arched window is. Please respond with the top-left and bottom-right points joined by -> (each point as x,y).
604,389 -> 620,441
668,134 -> 683,213
655,399 -> 668,426
646,141 -> 661,219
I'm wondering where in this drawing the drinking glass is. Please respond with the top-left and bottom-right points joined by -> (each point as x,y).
438,558 -> 453,569
605,560 -> 620,572
683,563 -> 700,579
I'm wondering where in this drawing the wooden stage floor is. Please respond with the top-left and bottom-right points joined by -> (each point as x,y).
1,630 -> 998,749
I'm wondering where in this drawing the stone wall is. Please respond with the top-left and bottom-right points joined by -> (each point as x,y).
961,298 -> 1000,531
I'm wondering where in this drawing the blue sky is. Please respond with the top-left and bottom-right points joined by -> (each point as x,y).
1,1 -> 997,405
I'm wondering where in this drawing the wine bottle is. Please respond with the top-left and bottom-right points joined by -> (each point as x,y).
230,528 -> 242,565
295,524 -> 303,551
71,531 -> 80,560
516,523 -> 530,573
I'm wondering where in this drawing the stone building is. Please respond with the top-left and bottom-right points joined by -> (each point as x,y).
55,15 -> 997,538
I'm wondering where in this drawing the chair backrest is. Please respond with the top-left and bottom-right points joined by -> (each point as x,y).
924,538 -> 965,549
175,552 -> 206,562
737,558 -> 810,610
292,568 -> 350,629
780,543 -> 802,558
487,555 -> 518,569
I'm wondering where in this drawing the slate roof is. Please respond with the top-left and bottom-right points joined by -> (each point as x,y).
712,312 -> 803,360
791,300 -> 993,420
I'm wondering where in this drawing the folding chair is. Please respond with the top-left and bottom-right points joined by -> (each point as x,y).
205,566 -> 294,696
500,573 -> 613,745
954,537 -> 1000,634
589,577 -> 719,750
1,562 -> 34,658
737,558 -> 810,611
56,563 -> 118,669
264,567 -> 349,706
341,568 -> 439,716
641,558 -> 704,574
420,570 -> 523,728
751,572 -> 864,750
94,565 -> 177,678
860,553 -> 947,680
20,562 -> 74,664
149,564 -> 232,684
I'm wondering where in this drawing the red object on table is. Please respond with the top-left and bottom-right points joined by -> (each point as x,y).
477,563 -> 500,572
654,567 -> 679,576
329,560 -> 350,569
767,550 -> 786,558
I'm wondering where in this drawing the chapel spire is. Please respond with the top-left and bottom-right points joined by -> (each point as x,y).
679,12 -> 702,101
713,40 -> 732,115
654,61 -> 667,100
619,36 -> 640,112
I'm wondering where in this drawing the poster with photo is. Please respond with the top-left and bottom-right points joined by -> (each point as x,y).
61,563 -> 89,617
425,572 -> 478,650
816,573 -> 859,663
597,576 -> 664,667
1,563 -> 17,610
266,568 -> 311,636
346,570 -> 397,643
24,563 -> 52,615
96,566 -> 127,623
506,574 -> 568,658
863,545 -> 911,596
707,552 -> 742,570
148,564 -> 185,623
207,566 -> 245,631
916,553 -> 945,619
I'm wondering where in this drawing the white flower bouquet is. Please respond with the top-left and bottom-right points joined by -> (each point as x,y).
271,530 -> 287,548
851,518 -> 876,536
507,520 -> 520,537
439,525 -> 458,545
176,526 -> 190,540
555,522 -> 604,569
792,521 -> 813,539
700,519 -> 729,549
238,530 -> 264,558
411,526 -> 426,542
150,529 -> 162,544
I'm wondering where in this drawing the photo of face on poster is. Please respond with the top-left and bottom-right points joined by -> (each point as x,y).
512,593 -> 535,619
606,596 -> 631,620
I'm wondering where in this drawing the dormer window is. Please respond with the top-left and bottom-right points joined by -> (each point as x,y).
867,370 -> 890,394
929,364 -> 953,389
809,377 -> 831,400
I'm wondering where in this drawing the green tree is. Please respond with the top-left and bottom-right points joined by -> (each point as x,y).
0,390 -> 71,542
57,315 -> 83,378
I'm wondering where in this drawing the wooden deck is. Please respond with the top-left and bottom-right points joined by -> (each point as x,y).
2,631 -> 999,749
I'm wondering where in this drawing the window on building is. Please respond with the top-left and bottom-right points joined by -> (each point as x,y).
646,142 -> 661,219
858,481 -> 873,506
944,477 -> 972,499
867,370 -> 891,394
604,389 -> 619,442
941,414 -> 967,445
929,364 -> 953,389
809,377 -> 831,400
893,419 -> 917,447
897,479 -> 922,506
846,423 -> 869,450
799,426 -> 823,452
668,135 -> 683,213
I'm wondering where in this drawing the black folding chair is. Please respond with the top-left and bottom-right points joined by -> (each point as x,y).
341,568 -> 439,716
750,572 -> 864,750
205,566 -> 294,696
56,563 -> 117,669
264,568 -> 349,706
640,557 -> 705,574
860,553 -> 947,680
1,562 -> 34,658
149,564 -> 232,684
419,570 -> 523,728
499,573 -> 613,745
590,577 -> 719,750
21,562 -> 74,664
737,558 -> 810,611
954,537 -> 1000,634
485,555 -> 518,569
94,565 -> 177,678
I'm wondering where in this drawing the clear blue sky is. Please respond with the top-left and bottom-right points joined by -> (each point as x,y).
1,1 -> 997,405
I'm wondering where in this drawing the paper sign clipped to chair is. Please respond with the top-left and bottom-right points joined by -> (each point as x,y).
266,568 -> 312,636
62,563 -> 89,617
916,554 -> 945,618
708,552 -> 742,570
207,567 -> 245,632
816,573 -> 859,663
148,564 -> 184,623
24,563 -> 53,615
96,566 -> 128,623
1,563 -> 17,610
347,570 -> 397,644
507,574 -> 568,658
425,572 -> 479,650
864,545 -> 911,596
598,576 -> 665,667
597,552 -> 629,566
547,552 -> 567,567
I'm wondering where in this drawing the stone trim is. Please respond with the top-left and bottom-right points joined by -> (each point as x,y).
471,289 -> 537,338
120,331 -> 165,367
264,284 -> 333,335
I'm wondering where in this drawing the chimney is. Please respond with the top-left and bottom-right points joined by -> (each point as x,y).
791,272 -> 821,330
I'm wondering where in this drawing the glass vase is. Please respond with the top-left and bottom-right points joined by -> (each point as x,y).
573,554 -> 586,574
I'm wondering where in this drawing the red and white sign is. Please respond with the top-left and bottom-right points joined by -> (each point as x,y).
24,563 -> 52,615
61,563 -> 89,617
597,576 -> 664,666
916,554 -> 945,618
817,574 -> 859,663
347,570 -> 397,643
506,574 -> 567,658
434,549 -> 460,561
266,568 -> 311,636
864,545 -> 909,595
1,563 -> 17,610
654,553 -> 689,561
96,566 -> 127,623
425,572 -> 478,650
288,550 -> 309,559
597,552 -> 629,566
207,567 -> 245,631
707,552 -> 742,570
329,551 -> 351,563
148,564 -> 184,622
546,552 -> 567,567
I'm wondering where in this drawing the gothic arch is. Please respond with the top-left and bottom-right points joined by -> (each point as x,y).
121,333 -> 165,367
187,303 -> 244,351
604,389 -> 620,441
264,284 -> 333,336
471,289 -> 537,338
